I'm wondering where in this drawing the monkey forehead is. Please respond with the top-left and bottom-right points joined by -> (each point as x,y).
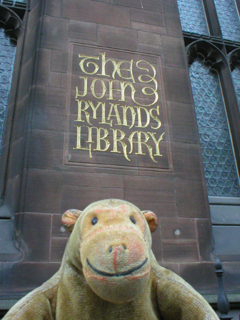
76,199 -> 151,245
88,204 -> 137,216
78,201 -> 147,237
80,199 -> 142,219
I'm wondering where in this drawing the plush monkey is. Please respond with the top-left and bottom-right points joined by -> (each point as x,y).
3,199 -> 219,320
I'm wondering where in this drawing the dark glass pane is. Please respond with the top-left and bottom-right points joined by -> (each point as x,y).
177,0 -> 208,35
232,65 -> 240,114
214,0 -> 240,42
0,29 -> 16,155
189,58 -> 240,197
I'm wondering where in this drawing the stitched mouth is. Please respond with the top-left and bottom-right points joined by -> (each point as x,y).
86,258 -> 148,277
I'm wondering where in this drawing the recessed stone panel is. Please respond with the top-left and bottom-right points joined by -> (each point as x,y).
64,44 -> 172,173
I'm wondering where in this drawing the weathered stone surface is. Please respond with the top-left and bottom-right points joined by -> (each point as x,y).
0,0 -> 220,302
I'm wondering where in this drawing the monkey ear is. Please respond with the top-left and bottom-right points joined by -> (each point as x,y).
61,209 -> 82,232
142,210 -> 158,233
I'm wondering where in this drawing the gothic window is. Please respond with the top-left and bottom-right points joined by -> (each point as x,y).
189,57 -> 240,197
178,0 -> 240,258
176,0 -> 209,35
177,0 -> 240,200
0,29 -> 16,156
213,0 -> 240,42
230,51 -> 240,115
0,4 -> 24,160
232,65 -> 240,114
0,5 -> 24,219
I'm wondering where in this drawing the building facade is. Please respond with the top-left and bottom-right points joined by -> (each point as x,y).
0,0 -> 240,317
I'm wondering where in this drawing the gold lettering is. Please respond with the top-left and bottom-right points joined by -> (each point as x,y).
116,60 -> 135,83
111,128 -> 130,161
136,60 -> 156,82
134,60 -> 159,107
98,52 -> 118,78
108,80 -> 136,102
127,131 -> 136,154
107,103 -> 122,127
95,127 -> 110,152
75,76 -> 88,98
78,55 -> 99,75
98,53 -> 134,82
90,79 -> 107,99
141,84 -> 158,106
99,102 -> 112,126
86,126 -> 95,158
128,131 -> 156,163
108,80 -> 121,101
75,100 -> 92,125
121,105 -> 136,129
150,105 -> 161,130
148,132 -> 165,156
74,53 -> 165,162
135,106 -> 150,128
88,101 -> 102,119
73,126 -> 92,156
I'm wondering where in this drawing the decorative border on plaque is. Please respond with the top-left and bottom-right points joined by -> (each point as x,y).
64,43 -> 172,172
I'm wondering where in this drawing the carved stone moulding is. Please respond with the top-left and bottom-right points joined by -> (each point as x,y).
0,5 -> 22,43
228,48 -> 240,71
186,40 -> 227,71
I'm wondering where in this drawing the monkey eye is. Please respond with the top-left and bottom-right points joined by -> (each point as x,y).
130,216 -> 136,224
91,217 -> 98,225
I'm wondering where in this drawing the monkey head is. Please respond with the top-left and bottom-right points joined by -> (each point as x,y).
62,199 -> 158,304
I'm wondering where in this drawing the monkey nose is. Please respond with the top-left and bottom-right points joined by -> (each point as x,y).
109,244 -> 127,253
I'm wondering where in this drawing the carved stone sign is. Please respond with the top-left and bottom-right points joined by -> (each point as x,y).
64,44 -> 172,172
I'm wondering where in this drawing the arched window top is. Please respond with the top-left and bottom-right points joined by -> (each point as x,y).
186,40 -> 227,71
228,48 -> 240,72
0,5 -> 22,43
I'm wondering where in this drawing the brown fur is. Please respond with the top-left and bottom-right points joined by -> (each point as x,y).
3,199 -> 218,320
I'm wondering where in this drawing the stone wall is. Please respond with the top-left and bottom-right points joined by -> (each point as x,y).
0,0 -> 223,301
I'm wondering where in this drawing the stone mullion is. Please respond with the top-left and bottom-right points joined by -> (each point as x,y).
202,0 -> 222,37
234,0 -> 240,17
